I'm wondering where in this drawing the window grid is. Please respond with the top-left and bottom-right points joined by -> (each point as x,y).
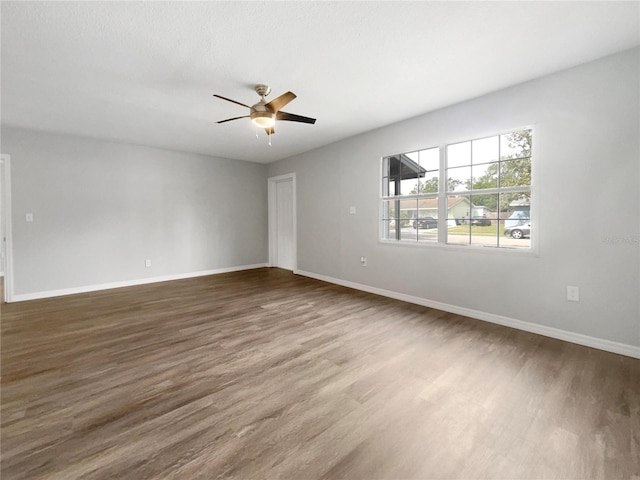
381,129 -> 532,250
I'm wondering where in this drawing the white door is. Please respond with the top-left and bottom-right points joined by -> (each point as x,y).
0,157 -> 5,276
268,174 -> 296,271
0,154 -> 13,302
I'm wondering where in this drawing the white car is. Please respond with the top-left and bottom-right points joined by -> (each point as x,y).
504,223 -> 531,239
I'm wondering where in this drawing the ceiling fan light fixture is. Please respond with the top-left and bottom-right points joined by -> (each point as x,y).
251,111 -> 276,128
215,85 -> 316,137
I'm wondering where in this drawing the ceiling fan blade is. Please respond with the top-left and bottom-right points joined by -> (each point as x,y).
265,126 -> 275,135
213,94 -> 251,109
276,111 -> 317,124
265,91 -> 296,112
217,115 -> 250,124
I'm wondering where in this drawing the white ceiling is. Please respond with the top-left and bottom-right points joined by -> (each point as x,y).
2,1 -> 639,164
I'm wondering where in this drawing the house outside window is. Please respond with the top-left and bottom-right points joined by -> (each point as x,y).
381,129 -> 532,250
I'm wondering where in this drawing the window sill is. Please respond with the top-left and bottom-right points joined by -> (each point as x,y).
378,239 -> 539,257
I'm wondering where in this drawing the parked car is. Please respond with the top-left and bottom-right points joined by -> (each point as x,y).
504,223 -> 531,239
412,217 -> 437,229
471,216 -> 491,227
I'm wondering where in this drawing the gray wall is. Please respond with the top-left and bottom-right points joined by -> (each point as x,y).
2,127 -> 268,296
269,48 -> 640,348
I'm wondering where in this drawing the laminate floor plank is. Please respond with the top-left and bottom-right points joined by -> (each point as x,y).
1,268 -> 638,479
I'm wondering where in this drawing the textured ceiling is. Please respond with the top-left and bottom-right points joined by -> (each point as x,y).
2,1 -> 639,163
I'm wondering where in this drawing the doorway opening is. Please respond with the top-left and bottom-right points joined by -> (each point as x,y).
268,173 -> 296,271
1,154 -> 13,303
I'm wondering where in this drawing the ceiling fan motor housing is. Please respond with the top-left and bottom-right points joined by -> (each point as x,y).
251,84 -> 273,115
254,84 -> 271,98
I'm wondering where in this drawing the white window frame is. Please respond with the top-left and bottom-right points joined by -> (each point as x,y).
380,128 -> 537,255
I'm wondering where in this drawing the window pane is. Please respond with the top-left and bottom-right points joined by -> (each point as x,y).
447,195 -> 472,222
405,151 -> 420,163
499,191 -> 531,249
501,223 -> 531,248
471,223 -> 498,247
447,166 -> 470,192
446,195 -> 471,244
400,228 -> 419,242
381,219 -> 396,241
419,175 -> 438,194
501,225 -> 531,244
447,225 -> 470,245
384,153 -> 428,196
400,155 -> 420,194
395,198 -> 417,242
498,193 -> 531,220
400,177 -> 420,195
471,194 -> 497,219
399,198 -> 418,226
387,179 -> 396,196
416,197 -> 438,220
500,158 -> 531,187
498,193 -> 531,248
382,199 -> 421,242
418,147 -> 439,194
472,136 -> 499,164
500,130 -> 532,160
417,228 -> 438,243
447,141 -> 471,168
420,147 -> 439,171
471,163 -> 498,190
381,199 -> 393,220
469,198 -> 498,246
401,153 -> 419,175
416,200 -> 438,243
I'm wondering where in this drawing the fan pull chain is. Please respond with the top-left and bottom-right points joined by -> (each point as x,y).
268,134 -> 272,146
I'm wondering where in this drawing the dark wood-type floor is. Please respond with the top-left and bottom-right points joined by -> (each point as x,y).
1,268 -> 639,479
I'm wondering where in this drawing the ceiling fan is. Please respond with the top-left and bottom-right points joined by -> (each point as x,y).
214,84 -> 316,138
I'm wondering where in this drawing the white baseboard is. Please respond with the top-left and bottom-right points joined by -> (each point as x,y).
294,269 -> 640,360
10,263 -> 268,302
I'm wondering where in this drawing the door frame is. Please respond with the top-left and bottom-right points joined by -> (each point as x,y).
267,173 -> 297,271
1,154 -> 14,302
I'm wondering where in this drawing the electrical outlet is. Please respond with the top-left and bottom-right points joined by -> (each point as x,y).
145,259 -> 152,268
25,213 -> 33,222
567,285 -> 579,302
350,206 -> 357,214
360,256 -> 367,267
